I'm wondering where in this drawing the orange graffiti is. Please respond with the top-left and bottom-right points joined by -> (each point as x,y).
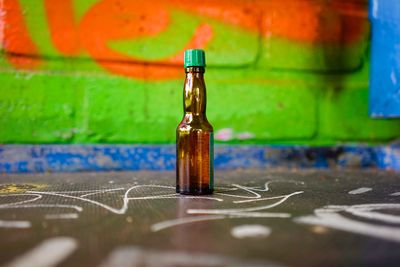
45,0 -> 81,55
77,0 -> 213,79
3,0 -> 368,80
172,0 -> 367,43
3,0 -> 41,69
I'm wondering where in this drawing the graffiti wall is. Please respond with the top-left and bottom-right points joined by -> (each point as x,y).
0,0 -> 399,144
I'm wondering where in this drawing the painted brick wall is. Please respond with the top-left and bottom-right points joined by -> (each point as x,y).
0,0 -> 399,145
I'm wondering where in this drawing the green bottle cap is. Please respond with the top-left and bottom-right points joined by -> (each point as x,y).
184,49 -> 206,68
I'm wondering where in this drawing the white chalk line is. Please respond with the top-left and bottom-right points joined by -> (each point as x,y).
227,212 -> 291,218
214,180 -> 304,202
233,194 -> 295,204
45,213 -> 79,220
151,215 -> 226,232
0,220 -> 31,229
28,187 -> 134,215
0,181 -> 303,217
80,188 -> 125,197
1,181 -> 302,232
128,194 -> 223,202
231,224 -> 271,239
0,204 -> 83,212
4,237 -> 78,267
345,203 -> 400,224
295,203 -> 400,243
214,182 -> 269,199
27,184 -> 222,215
151,190 -> 302,232
187,191 -> 304,215
0,194 -> 42,207
348,187 -> 372,195
97,246 -> 281,267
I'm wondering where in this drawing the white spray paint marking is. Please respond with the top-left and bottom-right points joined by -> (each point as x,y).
348,187 -> 372,195
346,203 -> 400,224
0,220 -> 31,229
233,194 -> 294,204
391,70 -> 397,85
372,0 -> 378,18
79,188 -> 125,197
227,212 -> 290,218
390,192 -> 400,196
215,180 -> 304,202
49,189 -> 122,194
0,204 -> 83,212
28,184 -> 222,215
28,187 -> 135,215
231,225 -> 271,239
295,203 -> 400,243
97,246 -> 284,267
97,247 -> 142,267
1,181 -> 302,233
187,191 -> 303,215
215,128 -> 233,141
215,182 -> 269,199
128,194 -> 223,202
45,213 -> 79,220
151,215 -> 226,232
0,194 -> 42,207
4,237 -> 78,267
152,188 -> 301,232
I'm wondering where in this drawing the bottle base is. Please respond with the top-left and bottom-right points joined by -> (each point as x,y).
176,186 -> 213,195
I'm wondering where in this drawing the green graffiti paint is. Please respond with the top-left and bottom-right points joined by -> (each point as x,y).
0,1 -> 399,144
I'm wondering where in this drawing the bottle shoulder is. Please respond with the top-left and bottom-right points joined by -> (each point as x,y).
177,116 -> 213,132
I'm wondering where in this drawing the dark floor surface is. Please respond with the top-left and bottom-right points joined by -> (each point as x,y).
0,169 -> 400,267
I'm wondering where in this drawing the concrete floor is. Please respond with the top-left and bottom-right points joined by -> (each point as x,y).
0,169 -> 400,267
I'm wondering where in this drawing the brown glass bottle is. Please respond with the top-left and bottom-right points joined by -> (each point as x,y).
176,50 -> 213,195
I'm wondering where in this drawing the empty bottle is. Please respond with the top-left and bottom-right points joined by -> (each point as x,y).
176,49 -> 214,195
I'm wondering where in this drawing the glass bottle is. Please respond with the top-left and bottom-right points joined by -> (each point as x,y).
176,49 -> 214,195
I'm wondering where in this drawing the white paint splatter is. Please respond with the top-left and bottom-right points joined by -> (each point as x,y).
97,247 -> 142,267
348,187 -> 372,195
187,191 -> 303,215
390,192 -> 400,196
4,237 -> 78,267
0,220 -> 31,229
0,194 -> 42,207
372,0 -> 378,18
152,185 -> 302,232
151,215 -> 226,232
0,204 -> 83,212
295,203 -> 400,243
391,70 -> 397,85
215,128 -> 234,141
28,185 -> 222,215
346,203 -> 400,224
231,225 -> 271,239
45,213 -> 79,220
79,188 -> 124,197
97,246 -> 282,267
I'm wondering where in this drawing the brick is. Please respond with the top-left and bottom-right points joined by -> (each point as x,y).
206,70 -> 317,141
5,1 -> 259,67
319,86 -> 400,141
0,72 -> 82,143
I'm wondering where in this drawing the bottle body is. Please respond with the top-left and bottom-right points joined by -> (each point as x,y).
176,67 -> 214,195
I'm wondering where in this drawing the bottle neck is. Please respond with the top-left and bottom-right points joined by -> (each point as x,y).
183,67 -> 206,117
